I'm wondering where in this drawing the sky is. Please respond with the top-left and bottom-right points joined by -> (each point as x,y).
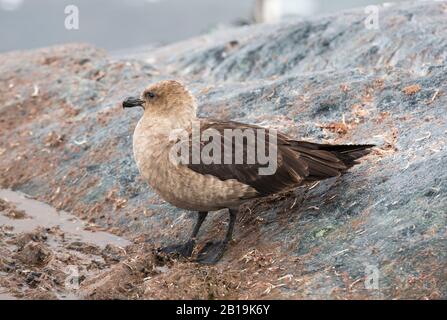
0,0 -> 255,52
0,0 -> 407,53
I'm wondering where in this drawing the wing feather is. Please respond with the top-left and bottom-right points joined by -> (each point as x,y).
183,120 -> 373,196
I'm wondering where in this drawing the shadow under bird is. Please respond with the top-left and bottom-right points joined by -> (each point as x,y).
123,80 -> 374,264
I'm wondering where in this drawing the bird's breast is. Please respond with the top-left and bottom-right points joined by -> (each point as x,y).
131,119 -> 258,211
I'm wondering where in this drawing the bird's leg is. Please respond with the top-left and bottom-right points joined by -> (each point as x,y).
196,208 -> 237,264
160,211 -> 207,258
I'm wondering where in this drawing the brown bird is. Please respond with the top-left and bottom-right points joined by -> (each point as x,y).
123,80 -> 373,264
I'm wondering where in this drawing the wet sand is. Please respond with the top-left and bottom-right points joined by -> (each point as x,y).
0,189 -> 131,299
0,288 -> 16,300
0,189 -> 130,248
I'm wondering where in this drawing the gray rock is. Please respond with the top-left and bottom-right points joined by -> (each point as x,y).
0,1 -> 445,298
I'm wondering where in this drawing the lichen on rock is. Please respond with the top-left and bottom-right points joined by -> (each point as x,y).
0,2 -> 446,299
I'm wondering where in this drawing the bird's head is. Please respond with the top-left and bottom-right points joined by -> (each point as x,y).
123,80 -> 196,119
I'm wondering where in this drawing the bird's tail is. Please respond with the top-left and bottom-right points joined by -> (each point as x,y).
314,143 -> 375,168
288,141 -> 375,181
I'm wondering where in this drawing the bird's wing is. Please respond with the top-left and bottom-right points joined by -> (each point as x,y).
173,119 -> 370,196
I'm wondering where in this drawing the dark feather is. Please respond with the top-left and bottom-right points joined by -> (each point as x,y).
184,120 -> 374,196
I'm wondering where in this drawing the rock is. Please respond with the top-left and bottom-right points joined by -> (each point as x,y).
101,244 -> 127,264
66,241 -> 102,256
0,198 -> 28,219
0,2 -> 446,298
16,241 -> 52,267
14,230 -> 48,249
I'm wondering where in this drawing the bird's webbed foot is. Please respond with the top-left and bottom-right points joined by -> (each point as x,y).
195,240 -> 228,264
160,239 -> 195,258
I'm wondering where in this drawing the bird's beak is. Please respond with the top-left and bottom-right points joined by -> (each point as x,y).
123,96 -> 144,109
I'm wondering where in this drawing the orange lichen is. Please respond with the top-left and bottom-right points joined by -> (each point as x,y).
402,84 -> 421,95
318,121 -> 349,135
340,84 -> 350,92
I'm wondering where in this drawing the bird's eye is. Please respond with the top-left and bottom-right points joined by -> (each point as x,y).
145,91 -> 156,99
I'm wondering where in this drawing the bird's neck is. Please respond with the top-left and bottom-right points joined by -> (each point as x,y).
132,108 -> 197,175
136,108 -> 196,136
